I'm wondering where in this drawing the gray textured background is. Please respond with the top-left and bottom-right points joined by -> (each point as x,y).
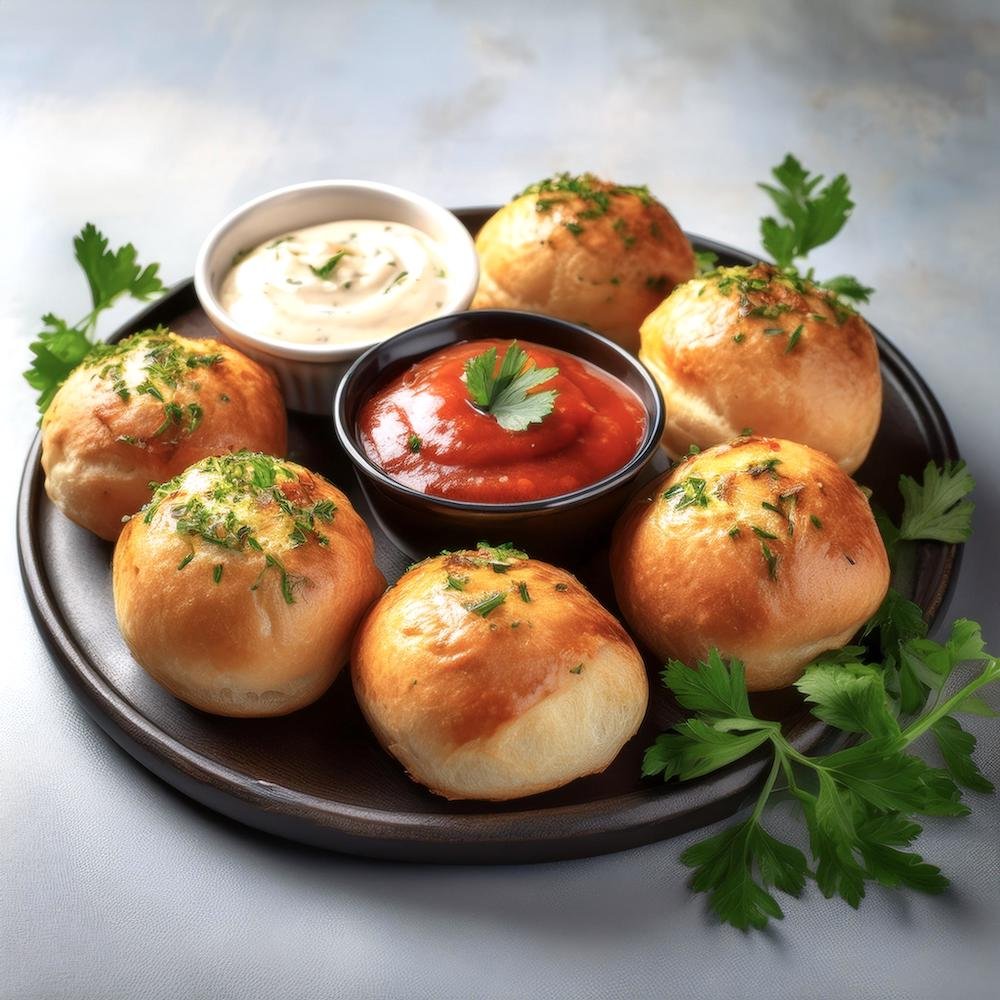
3,1 -> 998,997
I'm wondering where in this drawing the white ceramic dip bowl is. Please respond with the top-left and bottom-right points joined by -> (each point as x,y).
194,180 -> 480,414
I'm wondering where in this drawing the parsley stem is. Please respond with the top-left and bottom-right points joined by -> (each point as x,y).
771,735 -> 817,770
902,659 -> 1000,744
777,750 -> 802,795
749,754 -> 782,825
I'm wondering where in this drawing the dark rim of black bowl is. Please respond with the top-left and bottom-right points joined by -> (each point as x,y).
333,309 -> 666,514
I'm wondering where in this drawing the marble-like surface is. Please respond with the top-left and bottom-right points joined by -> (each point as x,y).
2,2 -> 998,997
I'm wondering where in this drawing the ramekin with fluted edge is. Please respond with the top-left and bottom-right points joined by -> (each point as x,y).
194,180 -> 480,414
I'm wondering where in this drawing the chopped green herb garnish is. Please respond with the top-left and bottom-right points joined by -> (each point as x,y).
439,542 -> 528,573
612,216 -> 635,247
727,524 -> 741,539
785,324 -> 803,353
810,514 -> 823,529
446,574 -> 468,591
748,458 -> 782,479
750,303 -> 793,319
252,553 -> 298,605
310,251 -> 347,279
464,591 -> 507,618
213,564 -> 223,584
570,664 -> 583,675
664,476 -> 711,510
177,553 -> 194,571
384,269 -> 409,293
517,581 -> 531,603
554,582 -> 569,592
143,452 -> 333,602
717,272 -> 763,296
519,173 -> 652,241
153,401 -> 184,436
760,540 -> 779,579
407,433 -> 422,453
752,524 -> 779,540
84,331 -> 221,442
732,333 -> 746,344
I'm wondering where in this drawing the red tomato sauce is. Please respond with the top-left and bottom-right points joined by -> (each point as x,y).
358,339 -> 646,503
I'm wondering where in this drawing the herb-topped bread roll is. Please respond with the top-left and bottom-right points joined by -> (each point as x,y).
472,172 -> 696,352
352,544 -> 648,800
113,452 -> 384,717
639,263 -> 881,473
610,437 -> 890,691
41,328 -> 286,540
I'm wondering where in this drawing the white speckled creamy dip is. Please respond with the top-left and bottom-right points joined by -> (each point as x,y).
219,220 -> 452,345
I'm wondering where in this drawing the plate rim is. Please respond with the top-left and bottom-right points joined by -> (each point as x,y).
16,223 -> 963,863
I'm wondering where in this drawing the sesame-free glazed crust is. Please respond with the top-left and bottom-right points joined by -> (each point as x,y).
611,437 -> 890,691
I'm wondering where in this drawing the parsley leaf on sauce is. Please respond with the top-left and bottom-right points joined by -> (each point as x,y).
464,342 -> 559,432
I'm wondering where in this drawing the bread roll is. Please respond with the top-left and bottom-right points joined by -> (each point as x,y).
352,545 -> 648,800
42,329 -> 287,540
472,172 -> 695,352
113,452 -> 384,717
610,437 -> 890,691
639,263 -> 881,473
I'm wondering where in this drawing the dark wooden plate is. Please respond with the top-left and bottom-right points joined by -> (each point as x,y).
17,211 -> 962,863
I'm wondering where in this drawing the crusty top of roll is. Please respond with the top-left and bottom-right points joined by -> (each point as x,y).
113,451 -> 384,716
610,437 -> 890,691
639,263 -> 881,473
41,328 -> 286,539
472,172 -> 695,352
352,544 -> 648,800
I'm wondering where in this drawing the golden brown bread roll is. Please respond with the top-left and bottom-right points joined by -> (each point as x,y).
639,263 -> 882,473
472,172 -> 695,353
352,545 -> 648,800
113,451 -> 384,717
610,437 -> 890,691
42,329 -> 287,540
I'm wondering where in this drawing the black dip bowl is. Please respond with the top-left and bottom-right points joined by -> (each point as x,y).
333,309 -> 665,562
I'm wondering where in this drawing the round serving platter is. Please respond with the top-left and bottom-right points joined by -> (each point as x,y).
17,209 -> 962,863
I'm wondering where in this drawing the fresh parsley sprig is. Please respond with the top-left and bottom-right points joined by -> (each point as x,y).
24,224 -> 166,415
645,634 -> 997,931
897,460 -> 976,545
647,460 -> 992,931
866,460 -> 976,713
758,154 -> 874,304
464,342 -> 559,432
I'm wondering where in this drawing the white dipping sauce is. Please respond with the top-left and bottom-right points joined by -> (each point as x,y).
219,220 -> 452,345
